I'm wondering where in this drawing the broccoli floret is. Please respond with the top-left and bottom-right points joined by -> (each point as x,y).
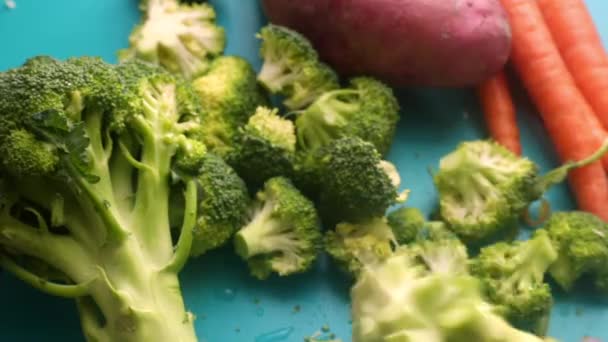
351,241 -> 555,342
192,56 -> 269,156
387,207 -> 461,245
325,218 -> 397,277
471,230 -> 557,335
171,153 -> 250,257
296,77 -> 400,155
542,211 -> 608,292
227,106 -> 296,187
119,0 -> 225,79
0,56 -> 204,341
316,137 -> 405,225
257,24 -> 339,110
434,140 -> 608,246
234,177 -> 322,279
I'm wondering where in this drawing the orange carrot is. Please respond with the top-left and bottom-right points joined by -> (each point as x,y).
500,0 -> 608,220
478,71 -> 522,155
538,0 -> 608,131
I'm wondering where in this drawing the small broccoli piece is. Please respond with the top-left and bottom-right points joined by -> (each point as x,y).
296,77 -> 400,155
325,218 -> 397,277
351,242 -> 555,342
257,24 -> 339,109
192,56 -> 269,156
387,207 -> 427,244
228,106 -> 296,187
542,211 -> 608,292
234,177 -> 321,279
316,137 -> 404,225
471,230 -> 557,335
119,0 -> 225,79
0,56 -> 204,341
172,153 -> 251,257
434,140 -> 608,246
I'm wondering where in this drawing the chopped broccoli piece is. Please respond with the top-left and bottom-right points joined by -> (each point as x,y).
119,0 -> 225,79
192,56 -> 269,156
325,218 -> 397,277
434,140 -> 608,246
0,56 -> 204,341
351,242 -> 555,342
227,106 -> 296,187
471,230 -> 557,335
387,207 -> 427,244
542,211 -> 608,292
234,177 -> 322,279
296,77 -> 400,155
317,137 -> 404,225
257,24 -> 339,109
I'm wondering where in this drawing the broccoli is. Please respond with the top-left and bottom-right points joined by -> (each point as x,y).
434,140 -> 608,246
171,153 -> 251,257
234,177 -> 322,279
192,56 -> 269,156
471,230 -> 558,335
296,77 -> 400,155
325,218 -> 397,277
316,137 -> 406,225
0,56 -> 205,341
119,0 -> 225,79
351,241 -> 556,342
228,106 -> 296,187
257,24 -> 339,110
387,207 -> 457,244
542,211 -> 608,292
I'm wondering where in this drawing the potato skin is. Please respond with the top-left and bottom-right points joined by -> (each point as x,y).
262,0 -> 512,87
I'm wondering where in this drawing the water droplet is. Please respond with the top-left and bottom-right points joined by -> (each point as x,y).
255,307 -> 265,317
215,288 -> 237,302
254,327 -> 294,342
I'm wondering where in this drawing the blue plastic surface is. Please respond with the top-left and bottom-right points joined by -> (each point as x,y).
0,0 -> 607,341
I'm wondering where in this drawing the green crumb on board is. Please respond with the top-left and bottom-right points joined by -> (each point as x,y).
321,324 -> 330,332
293,305 -> 301,313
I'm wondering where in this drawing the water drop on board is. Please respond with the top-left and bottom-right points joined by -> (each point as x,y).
215,288 -> 236,301
255,307 -> 265,317
254,327 -> 295,342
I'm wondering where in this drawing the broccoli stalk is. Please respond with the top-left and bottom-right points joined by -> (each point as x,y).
234,177 -> 321,279
0,57 -> 205,342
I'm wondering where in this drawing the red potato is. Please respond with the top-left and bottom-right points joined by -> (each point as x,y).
262,0 -> 512,87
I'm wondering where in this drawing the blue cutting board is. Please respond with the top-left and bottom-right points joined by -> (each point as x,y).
1,1 -> 608,341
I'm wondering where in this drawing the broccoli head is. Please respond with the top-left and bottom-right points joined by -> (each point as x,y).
351,241 -> 552,342
387,207 -> 457,245
234,177 -> 322,279
296,77 -> 400,155
119,0 -> 225,79
471,230 -> 558,335
316,137 -> 404,225
192,56 -> 269,156
542,211 -> 608,292
0,56 -> 205,341
228,106 -> 296,187
325,218 -> 397,277
434,140 -> 608,246
257,24 -> 339,110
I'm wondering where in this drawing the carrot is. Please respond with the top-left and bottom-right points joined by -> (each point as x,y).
537,0 -> 608,131
500,0 -> 608,220
478,71 -> 522,155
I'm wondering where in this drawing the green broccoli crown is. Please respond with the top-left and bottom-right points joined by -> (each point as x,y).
228,107 -> 296,187
351,242 -> 549,342
434,140 -> 537,245
542,211 -> 608,291
325,218 -> 397,277
387,207 -> 427,245
317,137 -> 400,224
257,25 -> 339,109
119,0 -> 226,79
193,56 -> 269,156
471,230 -> 557,333
296,77 -> 400,155
234,177 -> 321,279
188,153 -> 250,256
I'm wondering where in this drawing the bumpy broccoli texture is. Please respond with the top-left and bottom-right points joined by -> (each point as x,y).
234,177 -> 322,279
0,56 -> 220,341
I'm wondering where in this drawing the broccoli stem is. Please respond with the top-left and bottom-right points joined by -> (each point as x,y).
258,61 -> 292,92
235,201 -> 292,258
